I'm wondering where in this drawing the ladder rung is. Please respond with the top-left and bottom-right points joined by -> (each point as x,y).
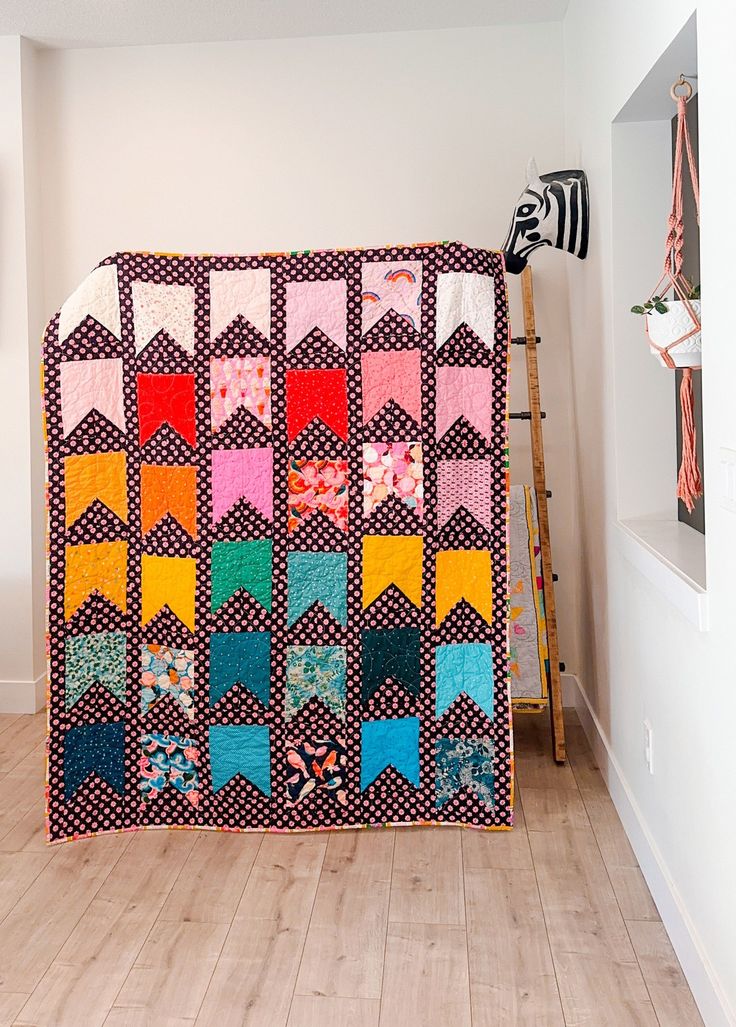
511,335 -> 541,345
510,411 -> 546,420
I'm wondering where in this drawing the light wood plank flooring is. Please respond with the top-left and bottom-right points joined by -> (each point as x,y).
0,710 -> 703,1027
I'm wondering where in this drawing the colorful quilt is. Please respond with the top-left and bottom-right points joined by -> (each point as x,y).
508,485 -> 549,708
42,242 -> 511,842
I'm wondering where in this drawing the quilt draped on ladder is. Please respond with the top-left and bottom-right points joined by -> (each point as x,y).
42,242 -> 512,842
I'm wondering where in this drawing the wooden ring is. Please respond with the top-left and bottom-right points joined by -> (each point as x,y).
671,78 -> 693,101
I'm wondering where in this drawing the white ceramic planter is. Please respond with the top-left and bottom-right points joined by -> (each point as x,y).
646,299 -> 701,367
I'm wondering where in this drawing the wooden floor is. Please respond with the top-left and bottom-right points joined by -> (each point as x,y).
0,709 -> 703,1027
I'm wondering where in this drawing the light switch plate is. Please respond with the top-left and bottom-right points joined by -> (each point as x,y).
644,719 -> 654,774
719,448 -> 736,513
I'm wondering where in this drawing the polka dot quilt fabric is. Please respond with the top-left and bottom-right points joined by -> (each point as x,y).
43,242 -> 512,842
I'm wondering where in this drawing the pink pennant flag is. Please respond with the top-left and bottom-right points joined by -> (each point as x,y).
435,365 -> 493,442
211,448 -> 273,524
285,279 -> 347,352
361,260 -> 423,335
60,358 -> 126,437
437,460 -> 493,531
362,348 -> 421,426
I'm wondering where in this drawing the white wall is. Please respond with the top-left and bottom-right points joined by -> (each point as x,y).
4,9 -> 733,1019
0,24 -> 580,702
612,118 -> 678,520
0,37 -> 45,713
564,1 -> 736,1023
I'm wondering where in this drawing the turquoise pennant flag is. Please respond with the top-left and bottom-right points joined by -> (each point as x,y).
287,551 -> 347,625
209,724 -> 271,795
435,643 -> 494,720
361,717 -> 420,791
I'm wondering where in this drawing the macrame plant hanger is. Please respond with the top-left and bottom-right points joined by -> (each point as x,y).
646,74 -> 702,512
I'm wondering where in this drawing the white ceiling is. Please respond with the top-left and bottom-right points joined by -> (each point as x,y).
1,0 -> 570,49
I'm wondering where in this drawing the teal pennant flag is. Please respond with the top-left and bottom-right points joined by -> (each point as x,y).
287,550 -> 347,625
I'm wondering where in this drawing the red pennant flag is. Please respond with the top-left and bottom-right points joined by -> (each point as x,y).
285,368 -> 347,442
137,373 -> 196,448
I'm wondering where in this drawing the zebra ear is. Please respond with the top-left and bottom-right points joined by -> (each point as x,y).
526,157 -> 541,186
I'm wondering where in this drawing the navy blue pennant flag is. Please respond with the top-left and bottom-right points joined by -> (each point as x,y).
64,721 -> 126,800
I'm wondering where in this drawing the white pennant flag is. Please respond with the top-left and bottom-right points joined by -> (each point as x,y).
436,272 -> 496,349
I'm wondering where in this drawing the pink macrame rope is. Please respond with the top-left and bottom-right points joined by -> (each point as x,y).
677,367 -> 702,513
664,97 -> 700,280
662,95 -> 702,513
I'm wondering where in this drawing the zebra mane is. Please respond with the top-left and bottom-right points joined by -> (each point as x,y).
501,158 -> 589,274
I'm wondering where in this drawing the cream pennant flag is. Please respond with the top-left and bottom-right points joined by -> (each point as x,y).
209,269 -> 271,341
132,281 -> 196,354
436,272 -> 496,349
58,264 -> 121,344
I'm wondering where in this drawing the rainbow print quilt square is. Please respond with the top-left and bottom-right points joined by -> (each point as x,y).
43,241 -> 512,841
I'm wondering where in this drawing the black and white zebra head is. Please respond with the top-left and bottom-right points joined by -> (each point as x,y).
501,158 -> 589,274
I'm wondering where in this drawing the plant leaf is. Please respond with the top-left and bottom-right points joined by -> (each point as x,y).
654,301 -> 668,314
630,305 -> 646,314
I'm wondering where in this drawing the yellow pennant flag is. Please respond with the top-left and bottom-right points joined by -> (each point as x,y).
435,550 -> 492,626
362,535 -> 423,609
64,541 -> 127,620
141,554 -> 196,631
64,451 -> 127,527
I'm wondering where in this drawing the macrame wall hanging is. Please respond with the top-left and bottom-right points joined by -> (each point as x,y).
632,74 -> 702,512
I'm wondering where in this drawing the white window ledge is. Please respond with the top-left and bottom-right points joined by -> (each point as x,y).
616,518 -> 708,631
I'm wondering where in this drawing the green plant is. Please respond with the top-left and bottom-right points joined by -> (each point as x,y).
631,295 -> 668,315
631,283 -> 700,315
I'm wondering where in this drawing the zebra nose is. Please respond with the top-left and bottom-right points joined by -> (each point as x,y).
502,251 -> 528,275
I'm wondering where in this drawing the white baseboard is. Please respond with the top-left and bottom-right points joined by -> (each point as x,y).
0,674 -> 46,714
570,674 -> 735,1027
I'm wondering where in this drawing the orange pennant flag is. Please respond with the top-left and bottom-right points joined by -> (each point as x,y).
64,541 -> 127,620
64,451 -> 127,527
435,550 -> 492,626
140,464 -> 197,538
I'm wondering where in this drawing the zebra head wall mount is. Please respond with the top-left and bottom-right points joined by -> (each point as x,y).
501,157 -> 590,274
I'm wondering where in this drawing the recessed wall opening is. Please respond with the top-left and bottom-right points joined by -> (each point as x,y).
611,11 -> 705,590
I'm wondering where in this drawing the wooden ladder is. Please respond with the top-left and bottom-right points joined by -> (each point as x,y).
517,266 -> 566,763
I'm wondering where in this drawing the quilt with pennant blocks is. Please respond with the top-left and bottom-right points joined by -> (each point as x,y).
43,242 -> 512,841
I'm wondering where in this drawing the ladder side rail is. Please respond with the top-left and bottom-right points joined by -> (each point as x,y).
520,266 -> 566,763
